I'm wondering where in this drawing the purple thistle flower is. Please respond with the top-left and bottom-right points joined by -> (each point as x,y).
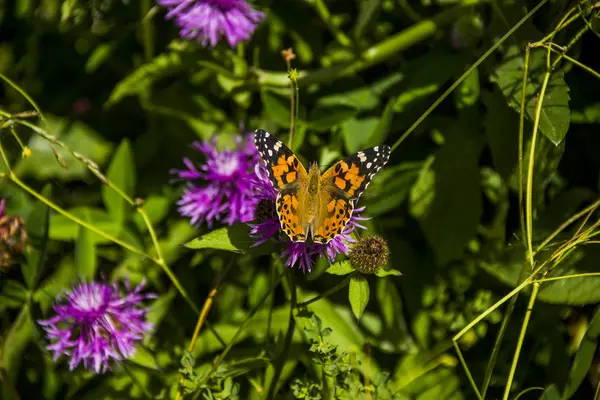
248,165 -> 368,273
173,134 -> 261,227
158,0 -> 265,48
38,280 -> 156,374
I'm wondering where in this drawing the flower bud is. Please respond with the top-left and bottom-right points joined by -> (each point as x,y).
349,235 -> 390,275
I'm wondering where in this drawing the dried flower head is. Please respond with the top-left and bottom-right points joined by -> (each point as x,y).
349,235 -> 390,274
158,0 -> 264,48
38,280 -> 156,374
0,200 -> 28,270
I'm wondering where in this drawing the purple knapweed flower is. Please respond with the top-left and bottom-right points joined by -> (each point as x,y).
249,165 -> 368,273
38,280 -> 156,374
172,133 -> 261,227
158,0 -> 265,48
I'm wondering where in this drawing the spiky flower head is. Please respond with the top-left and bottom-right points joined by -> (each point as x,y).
172,134 -> 261,227
349,235 -> 390,274
38,280 -> 156,374
248,165 -> 369,273
0,199 -> 28,270
158,0 -> 264,48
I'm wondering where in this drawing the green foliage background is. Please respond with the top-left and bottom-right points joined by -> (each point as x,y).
1,0 -> 600,399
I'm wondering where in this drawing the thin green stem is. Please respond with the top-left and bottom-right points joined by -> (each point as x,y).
200,272 -> 285,385
481,264 -> 528,398
297,275 -> 352,308
390,0 -> 550,153
525,51 -> 552,268
534,272 -> 600,283
309,0 -> 352,47
266,270 -> 297,399
453,340 -> 482,400
140,0 -> 155,62
0,72 -> 50,135
518,46 -> 531,250
256,3 -> 475,88
502,282 -> 540,400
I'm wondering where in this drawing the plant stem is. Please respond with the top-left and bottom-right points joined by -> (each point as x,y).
391,0 -> 549,153
266,269 -> 297,399
256,3 -> 476,88
517,45 -> 530,251
309,0 -> 352,48
502,282 -> 540,400
175,256 -> 237,400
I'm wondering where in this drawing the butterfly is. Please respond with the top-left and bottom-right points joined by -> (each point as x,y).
254,129 -> 390,244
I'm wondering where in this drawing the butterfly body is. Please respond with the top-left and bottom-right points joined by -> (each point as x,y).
254,130 -> 390,244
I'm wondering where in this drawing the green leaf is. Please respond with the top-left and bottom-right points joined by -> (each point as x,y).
2,306 -> 34,382
376,278 -> 415,351
133,195 -> 170,232
317,86 -> 379,112
375,268 -> 402,277
76,226 -> 96,279
49,207 -> 122,244
23,184 -> 52,289
341,117 -> 379,153
349,274 -> 370,320
145,288 -> 176,345
393,52 -> 468,113
363,96 -> 396,148
538,247 -> 600,305
86,42 -> 118,73
482,89 -> 520,179
0,280 -> 29,312
184,225 -> 276,255
102,139 -> 135,224
562,307 -> 600,399
106,49 -> 184,106
492,46 -> 570,145
308,105 -> 357,131
364,162 -> 421,217
129,346 -> 160,370
453,67 -> 479,109
326,260 -> 355,275
409,156 -> 435,219
248,272 -> 270,309
540,384 -> 560,400
417,116 -> 485,265
261,89 -> 290,128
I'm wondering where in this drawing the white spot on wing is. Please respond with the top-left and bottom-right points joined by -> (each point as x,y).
366,162 -> 372,169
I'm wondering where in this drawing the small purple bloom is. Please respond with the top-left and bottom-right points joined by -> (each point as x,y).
249,165 -> 368,273
159,0 -> 264,48
38,280 -> 156,374
173,134 -> 261,227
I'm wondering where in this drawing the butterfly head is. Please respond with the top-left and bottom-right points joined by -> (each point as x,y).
307,162 -> 321,195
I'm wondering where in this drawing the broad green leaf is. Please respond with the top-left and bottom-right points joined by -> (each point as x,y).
23,184 -> 52,289
540,384 -> 560,400
130,346 -> 160,370
49,207 -> 122,244
363,96 -> 396,148
341,117 -> 379,153
409,156 -> 435,219
482,89 -> 520,179
509,133 -> 565,210
14,116 -> 112,181
376,278 -> 415,352
418,118 -> 485,265
538,246 -> 600,305
392,356 -> 464,399
0,280 -> 29,312
102,139 -> 135,224
261,89 -> 290,128
86,42 -> 118,73
317,86 -> 379,112
107,49 -> 184,105
248,272 -> 271,309
394,52 -> 468,113
453,67 -> 479,109
375,268 -> 402,277
562,307 -> 600,399
326,260 -> 355,275
308,105 -> 357,131
184,225 -> 277,255
492,46 -> 570,145
349,274 -> 370,320
364,162 -> 421,217
2,305 -> 34,381
75,226 -> 96,279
